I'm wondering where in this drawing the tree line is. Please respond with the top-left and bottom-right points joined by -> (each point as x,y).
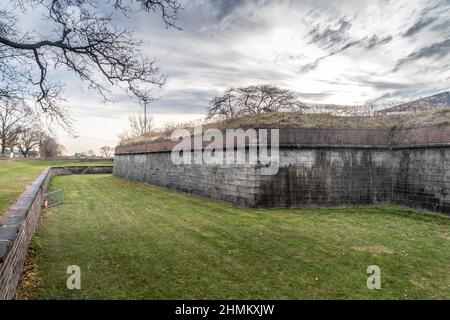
0,95 -> 64,158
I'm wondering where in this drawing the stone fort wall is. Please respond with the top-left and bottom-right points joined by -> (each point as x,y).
114,126 -> 450,214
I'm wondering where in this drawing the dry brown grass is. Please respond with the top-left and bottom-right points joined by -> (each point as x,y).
120,108 -> 450,146
400,107 -> 450,127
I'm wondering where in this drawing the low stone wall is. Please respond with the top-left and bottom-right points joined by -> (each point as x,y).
49,166 -> 114,176
0,169 -> 50,300
0,166 -> 113,300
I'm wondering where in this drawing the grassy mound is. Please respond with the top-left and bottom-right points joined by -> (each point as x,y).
120,108 -> 450,146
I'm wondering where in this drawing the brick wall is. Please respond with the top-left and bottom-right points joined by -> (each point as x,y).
116,128 -> 391,155
392,125 -> 450,146
0,169 -> 49,300
0,166 -> 113,300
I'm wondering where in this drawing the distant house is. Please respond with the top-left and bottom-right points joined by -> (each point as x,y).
4,148 -> 39,159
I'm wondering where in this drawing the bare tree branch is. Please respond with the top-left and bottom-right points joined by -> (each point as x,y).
0,0 -> 181,131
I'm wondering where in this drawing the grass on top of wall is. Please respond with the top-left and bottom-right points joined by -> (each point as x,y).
121,108 -> 450,146
18,174 -> 450,300
0,159 -> 113,216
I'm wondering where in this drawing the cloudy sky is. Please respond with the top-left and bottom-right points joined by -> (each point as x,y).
13,0 -> 450,153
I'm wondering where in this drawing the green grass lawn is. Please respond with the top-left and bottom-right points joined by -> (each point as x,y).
0,159 -> 113,215
18,174 -> 450,299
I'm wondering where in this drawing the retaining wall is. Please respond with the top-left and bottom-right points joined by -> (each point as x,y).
0,166 -> 113,300
114,153 -> 260,206
392,147 -> 450,213
257,148 -> 393,207
114,126 -> 450,213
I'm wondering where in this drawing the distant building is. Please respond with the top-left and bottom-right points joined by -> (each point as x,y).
2,148 -> 39,159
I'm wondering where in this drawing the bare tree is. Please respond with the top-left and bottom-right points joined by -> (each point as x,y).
129,113 -> 154,136
39,134 -> 65,159
207,90 -> 240,120
0,0 -> 181,129
99,145 -> 114,157
16,126 -> 44,157
207,85 -> 307,120
0,95 -> 34,154
85,149 -> 95,157
119,112 -> 154,143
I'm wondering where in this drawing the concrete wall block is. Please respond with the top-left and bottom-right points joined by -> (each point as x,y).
114,146 -> 449,214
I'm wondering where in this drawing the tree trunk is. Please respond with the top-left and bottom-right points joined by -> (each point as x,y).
1,139 -> 5,155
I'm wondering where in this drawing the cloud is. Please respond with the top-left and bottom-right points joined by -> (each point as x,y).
365,35 -> 392,49
209,0 -> 247,19
200,0 -> 270,31
302,13 -> 393,74
307,18 -> 352,50
299,40 -> 359,74
351,76 -> 412,90
431,20 -> 450,34
394,38 -> 450,71
296,92 -> 334,100
299,60 -> 321,74
403,17 -> 437,37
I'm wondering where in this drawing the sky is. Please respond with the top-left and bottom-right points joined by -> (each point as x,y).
5,0 -> 450,154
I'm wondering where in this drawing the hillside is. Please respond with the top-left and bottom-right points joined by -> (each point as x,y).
380,91 -> 450,114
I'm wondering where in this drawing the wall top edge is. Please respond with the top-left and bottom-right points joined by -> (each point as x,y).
115,125 -> 450,155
